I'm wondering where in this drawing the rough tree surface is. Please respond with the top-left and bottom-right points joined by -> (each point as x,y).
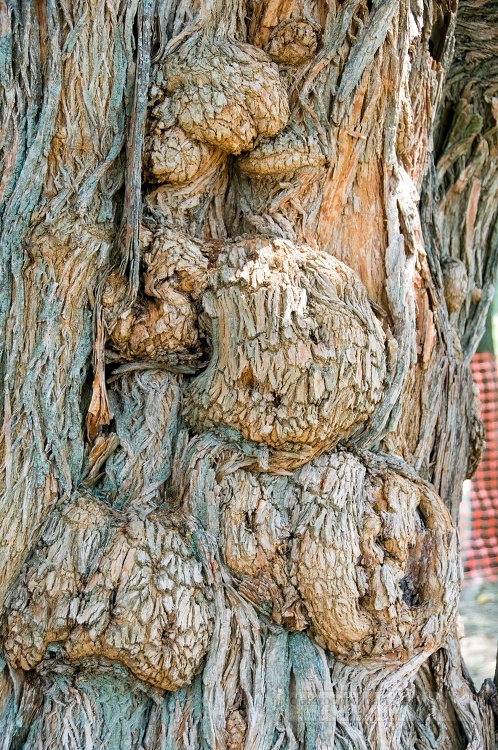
0,0 -> 497,748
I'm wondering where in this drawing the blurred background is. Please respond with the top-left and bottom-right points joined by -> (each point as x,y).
460,287 -> 498,689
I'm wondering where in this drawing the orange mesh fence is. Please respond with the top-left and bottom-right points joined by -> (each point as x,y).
460,352 -> 498,583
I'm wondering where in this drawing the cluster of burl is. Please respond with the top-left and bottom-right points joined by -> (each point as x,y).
4,15 -> 460,694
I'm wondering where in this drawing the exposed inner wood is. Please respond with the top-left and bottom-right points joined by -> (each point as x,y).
0,0 -> 497,748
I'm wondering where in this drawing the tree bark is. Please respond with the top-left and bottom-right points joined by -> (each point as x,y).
0,0 -> 497,747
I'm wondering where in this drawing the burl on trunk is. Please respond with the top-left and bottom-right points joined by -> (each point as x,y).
0,0 -> 497,748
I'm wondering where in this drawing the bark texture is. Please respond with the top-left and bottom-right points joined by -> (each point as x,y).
0,0 -> 497,748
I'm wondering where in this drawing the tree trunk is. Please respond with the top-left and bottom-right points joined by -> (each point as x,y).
0,0 -> 497,747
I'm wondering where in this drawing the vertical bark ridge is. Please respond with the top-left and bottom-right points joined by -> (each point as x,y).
1,1 -> 498,748
0,0 -> 137,614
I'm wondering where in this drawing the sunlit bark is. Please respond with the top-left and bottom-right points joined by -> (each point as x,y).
0,0 -> 497,747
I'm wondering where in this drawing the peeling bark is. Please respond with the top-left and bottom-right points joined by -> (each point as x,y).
0,0 -> 497,747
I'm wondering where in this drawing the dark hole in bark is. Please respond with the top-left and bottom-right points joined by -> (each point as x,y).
309,329 -> 318,344
416,505 -> 426,528
81,363 -> 99,434
428,11 -> 451,63
366,0 -> 373,13
45,643 -> 63,658
132,9 -> 139,49
288,671 -> 299,738
399,575 -> 420,606
244,511 -> 256,531
358,594 -> 369,609
108,585 -> 118,614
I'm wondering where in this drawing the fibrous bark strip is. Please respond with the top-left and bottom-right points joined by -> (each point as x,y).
0,0 -> 497,748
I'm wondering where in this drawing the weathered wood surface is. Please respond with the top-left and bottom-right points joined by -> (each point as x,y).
0,0 -> 497,748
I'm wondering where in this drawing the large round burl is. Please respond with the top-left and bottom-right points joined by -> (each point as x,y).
178,436 -> 460,666
4,497 -> 214,692
159,38 -> 289,154
291,452 -> 461,664
183,237 -> 386,467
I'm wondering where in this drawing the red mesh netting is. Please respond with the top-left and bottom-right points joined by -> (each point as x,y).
460,352 -> 498,583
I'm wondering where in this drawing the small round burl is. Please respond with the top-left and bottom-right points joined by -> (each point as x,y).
109,291 -> 199,360
143,126 -> 216,184
237,129 -> 327,177
441,256 -> 468,314
266,21 -> 318,65
103,229 -> 210,362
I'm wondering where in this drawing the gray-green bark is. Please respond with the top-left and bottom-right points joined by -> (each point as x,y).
0,0 -> 497,748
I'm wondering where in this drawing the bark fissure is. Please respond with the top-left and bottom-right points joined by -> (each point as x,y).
0,0 -> 497,747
